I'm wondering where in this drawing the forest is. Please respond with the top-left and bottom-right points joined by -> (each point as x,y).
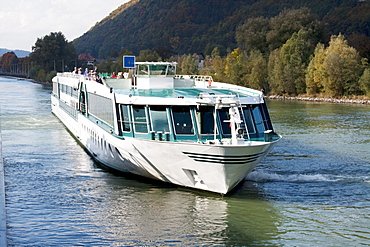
73,0 -> 370,60
97,7 -> 370,98
1,0 -> 370,98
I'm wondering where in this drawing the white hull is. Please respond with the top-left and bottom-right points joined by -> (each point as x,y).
52,96 -> 278,194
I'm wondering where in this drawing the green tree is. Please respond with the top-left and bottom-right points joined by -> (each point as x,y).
280,30 -> 314,94
267,49 -> 285,94
136,49 -> 161,62
267,8 -> 325,52
30,32 -> 76,72
236,17 -> 270,54
359,67 -> 370,97
176,54 -> 199,75
244,50 -> 268,91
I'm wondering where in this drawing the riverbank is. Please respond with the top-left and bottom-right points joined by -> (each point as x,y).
0,74 -> 48,85
266,95 -> 370,105
1,74 -> 369,105
0,115 -> 7,246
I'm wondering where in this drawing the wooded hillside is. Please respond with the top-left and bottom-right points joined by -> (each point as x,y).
73,0 -> 370,59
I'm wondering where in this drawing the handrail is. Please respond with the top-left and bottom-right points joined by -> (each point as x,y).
175,75 -> 213,82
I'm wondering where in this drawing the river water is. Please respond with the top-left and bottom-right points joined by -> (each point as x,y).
0,76 -> 369,246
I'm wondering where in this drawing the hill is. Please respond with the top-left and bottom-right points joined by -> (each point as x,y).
73,0 -> 370,59
0,48 -> 30,58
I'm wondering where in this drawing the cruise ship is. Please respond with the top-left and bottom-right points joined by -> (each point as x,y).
51,60 -> 281,194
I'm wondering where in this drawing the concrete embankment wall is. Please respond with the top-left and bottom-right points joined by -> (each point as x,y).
0,112 -> 7,246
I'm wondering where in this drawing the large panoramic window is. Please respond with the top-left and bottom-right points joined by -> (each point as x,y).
171,106 -> 194,135
150,106 -> 170,133
87,93 -> 114,127
132,105 -> 148,133
196,106 -> 215,134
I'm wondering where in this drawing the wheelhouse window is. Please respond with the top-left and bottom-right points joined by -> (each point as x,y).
217,108 -> 231,135
242,107 -> 256,134
148,65 -> 167,75
132,105 -> 148,133
196,106 -> 215,134
120,105 -> 131,132
251,105 -> 265,133
171,106 -> 194,135
150,106 -> 170,133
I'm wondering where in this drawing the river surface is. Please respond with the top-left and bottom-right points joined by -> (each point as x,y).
0,76 -> 369,246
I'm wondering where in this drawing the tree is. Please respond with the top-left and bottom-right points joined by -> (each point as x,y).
1,52 -> 18,72
267,49 -> 285,94
30,32 -> 76,72
267,8 -> 326,52
236,17 -> 270,54
224,48 -> 244,85
306,43 -> 326,95
209,47 -> 226,82
322,34 -> 363,96
176,54 -> 199,75
242,50 -> 268,91
359,67 -> 370,97
136,49 -> 161,62
280,30 -> 314,94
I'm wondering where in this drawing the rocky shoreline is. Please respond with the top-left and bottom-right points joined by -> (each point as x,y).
265,95 -> 370,105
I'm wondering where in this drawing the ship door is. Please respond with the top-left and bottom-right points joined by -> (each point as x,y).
79,84 -> 87,113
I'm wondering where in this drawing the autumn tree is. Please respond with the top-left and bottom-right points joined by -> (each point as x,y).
306,34 -> 364,96
306,43 -> 326,95
1,52 -> 18,72
322,34 -> 363,96
224,48 -> 244,85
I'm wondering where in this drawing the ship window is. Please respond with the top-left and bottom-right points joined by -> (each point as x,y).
120,105 -> 131,132
172,106 -> 194,135
149,65 -> 167,75
242,107 -> 256,134
133,105 -> 148,133
196,106 -> 215,134
138,65 -> 149,75
168,65 -> 176,75
251,106 -> 265,133
218,108 -> 231,135
150,106 -> 169,132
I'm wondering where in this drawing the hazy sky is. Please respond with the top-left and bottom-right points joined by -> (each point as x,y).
0,0 -> 130,51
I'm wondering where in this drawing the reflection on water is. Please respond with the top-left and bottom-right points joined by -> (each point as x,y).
1,77 -> 370,246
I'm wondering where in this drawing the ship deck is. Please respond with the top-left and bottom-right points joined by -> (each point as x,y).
113,87 -> 259,99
